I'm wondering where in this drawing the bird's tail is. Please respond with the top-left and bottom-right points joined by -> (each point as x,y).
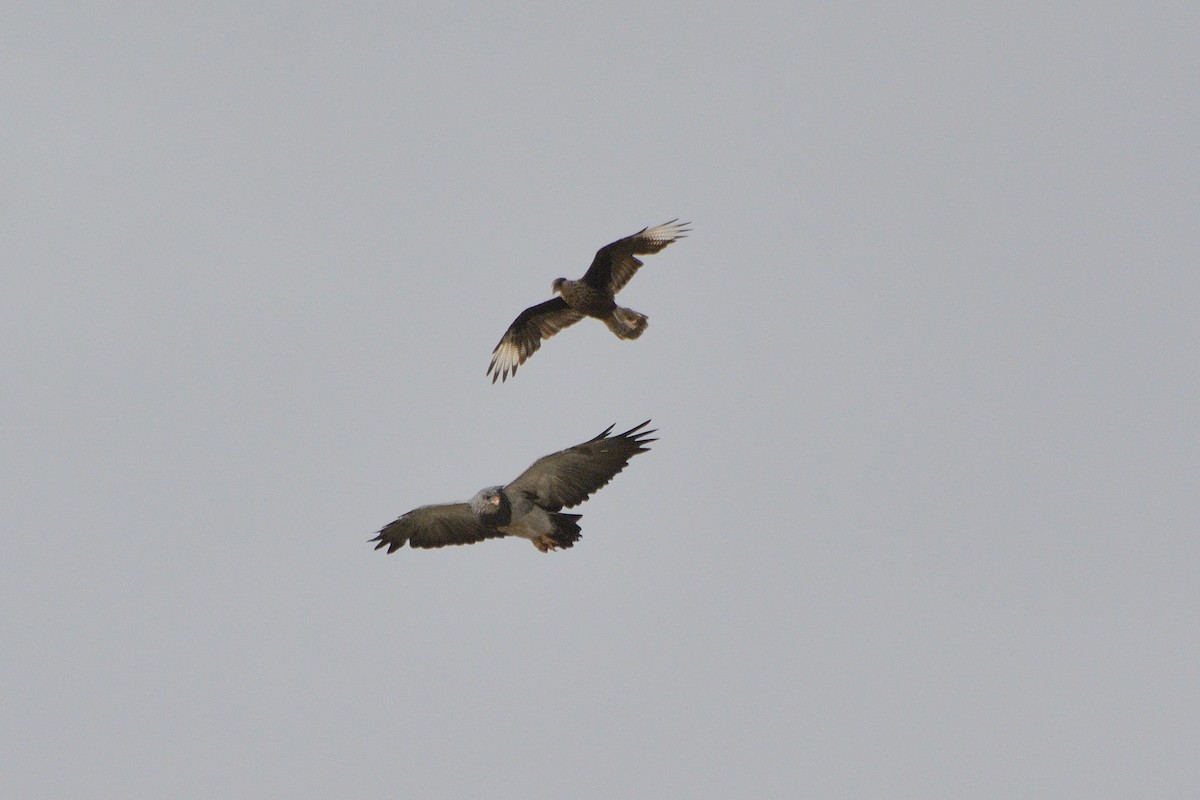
605,306 -> 649,340
546,512 -> 583,549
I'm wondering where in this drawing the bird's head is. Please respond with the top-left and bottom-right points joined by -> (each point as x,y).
469,486 -> 511,527
551,277 -> 567,295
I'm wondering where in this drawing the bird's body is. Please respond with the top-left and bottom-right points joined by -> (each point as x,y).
371,421 -> 655,553
487,220 -> 690,383
553,278 -> 615,317
467,484 -> 582,552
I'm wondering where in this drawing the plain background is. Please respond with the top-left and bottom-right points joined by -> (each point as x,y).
4,2 -> 1197,797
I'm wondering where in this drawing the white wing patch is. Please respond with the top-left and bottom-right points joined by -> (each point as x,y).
641,220 -> 691,246
488,340 -> 529,383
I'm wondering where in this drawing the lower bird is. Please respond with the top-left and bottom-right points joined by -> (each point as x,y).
371,421 -> 655,553
487,220 -> 690,383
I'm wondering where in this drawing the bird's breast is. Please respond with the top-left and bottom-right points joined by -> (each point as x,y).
559,281 -> 614,316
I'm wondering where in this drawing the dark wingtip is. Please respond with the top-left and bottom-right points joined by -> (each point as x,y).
488,361 -> 515,384
619,419 -> 657,452
591,423 -> 617,442
370,528 -> 407,554
620,419 -> 654,437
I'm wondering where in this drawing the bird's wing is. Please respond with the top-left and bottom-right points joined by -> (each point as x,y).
487,296 -> 584,383
370,503 -> 504,552
580,220 -> 690,294
506,421 -> 656,511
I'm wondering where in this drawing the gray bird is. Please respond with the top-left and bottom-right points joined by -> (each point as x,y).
487,220 -> 690,383
371,421 -> 656,553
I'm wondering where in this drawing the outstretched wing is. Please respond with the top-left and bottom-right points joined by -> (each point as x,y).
506,421 -> 656,511
370,503 -> 504,552
580,220 -> 690,295
487,297 -> 584,383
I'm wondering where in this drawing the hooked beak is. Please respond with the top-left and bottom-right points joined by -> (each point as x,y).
489,494 -> 500,506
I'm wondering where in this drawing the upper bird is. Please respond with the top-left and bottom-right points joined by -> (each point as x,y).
486,220 -> 691,383
370,421 -> 656,553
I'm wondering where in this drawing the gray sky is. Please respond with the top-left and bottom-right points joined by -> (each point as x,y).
4,2 -> 1198,797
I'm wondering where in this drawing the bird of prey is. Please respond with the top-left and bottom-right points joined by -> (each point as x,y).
486,220 -> 691,383
371,421 -> 656,553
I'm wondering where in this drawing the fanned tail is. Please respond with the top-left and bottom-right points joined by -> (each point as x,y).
549,513 -> 582,548
605,307 -> 648,340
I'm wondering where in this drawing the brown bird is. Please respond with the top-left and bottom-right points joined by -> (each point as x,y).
486,220 -> 690,383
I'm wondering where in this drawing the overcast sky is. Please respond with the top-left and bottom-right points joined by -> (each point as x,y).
4,2 -> 1198,798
